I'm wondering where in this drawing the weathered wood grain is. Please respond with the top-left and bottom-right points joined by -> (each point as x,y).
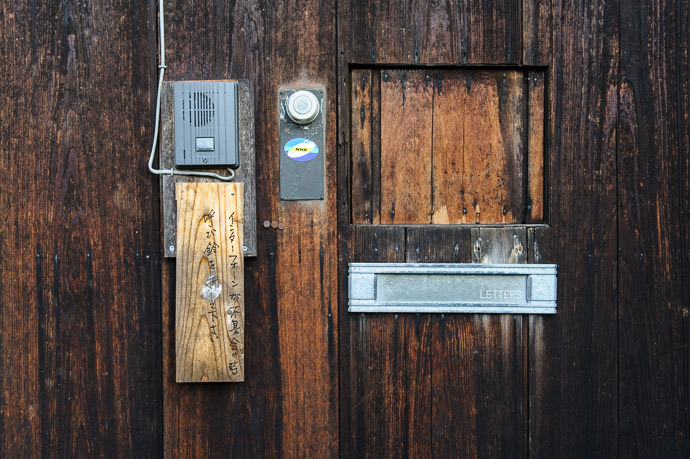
527,71 -> 545,223
338,0 -> 521,64
0,0 -> 161,456
380,69 -> 433,224
618,0 -> 690,454
351,69 -> 374,224
524,0 -> 620,456
354,68 -> 540,225
175,182 -> 245,382
431,72 -> 468,224
347,226 -> 435,458
462,71 -> 524,223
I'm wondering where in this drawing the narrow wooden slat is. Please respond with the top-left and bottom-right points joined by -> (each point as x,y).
380,69 -> 433,224
371,71 -> 382,224
462,71 -> 523,223
175,182 -> 245,382
432,71 -> 468,224
498,71 -> 527,222
527,71 -> 545,222
351,69 -> 373,223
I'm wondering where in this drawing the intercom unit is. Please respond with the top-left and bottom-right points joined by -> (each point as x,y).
173,81 -> 239,168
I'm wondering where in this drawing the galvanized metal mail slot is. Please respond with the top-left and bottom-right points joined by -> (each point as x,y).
349,263 -> 557,314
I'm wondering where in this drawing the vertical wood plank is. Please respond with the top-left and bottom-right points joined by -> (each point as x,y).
431,71 -> 468,224
351,69 -> 374,224
380,69 -> 433,224
527,71 -> 545,223
175,182 -> 245,382
618,0 -> 690,454
371,71 -> 382,225
258,0 -> 339,455
524,0 -> 620,456
462,71 -> 524,223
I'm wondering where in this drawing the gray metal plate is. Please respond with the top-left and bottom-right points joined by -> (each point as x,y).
279,88 -> 325,200
349,263 -> 557,314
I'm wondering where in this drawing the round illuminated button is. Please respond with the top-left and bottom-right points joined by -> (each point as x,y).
287,90 -> 320,124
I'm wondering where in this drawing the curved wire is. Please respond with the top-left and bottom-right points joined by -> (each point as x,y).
147,0 -> 235,182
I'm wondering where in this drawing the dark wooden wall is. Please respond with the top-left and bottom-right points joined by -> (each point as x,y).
0,0 -> 162,456
0,1 -> 687,458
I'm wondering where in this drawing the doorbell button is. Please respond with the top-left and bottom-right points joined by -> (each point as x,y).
287,90 -> 319,124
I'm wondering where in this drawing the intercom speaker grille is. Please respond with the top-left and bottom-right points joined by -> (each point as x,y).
173,81 -> 239,168
184,92 -> 216,127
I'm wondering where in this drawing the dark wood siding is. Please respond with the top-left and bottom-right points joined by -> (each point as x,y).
618,0 -> 690,455
0,0 -> 687,457
0,0 -> 161,456
522,0 -> 620,456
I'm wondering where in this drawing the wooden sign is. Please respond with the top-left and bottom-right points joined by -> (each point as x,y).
175,182 -> 245,382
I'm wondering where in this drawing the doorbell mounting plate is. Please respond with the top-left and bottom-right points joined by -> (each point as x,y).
173,81 -> 239,168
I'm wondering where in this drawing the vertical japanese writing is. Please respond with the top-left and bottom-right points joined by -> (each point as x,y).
226,208 -> 242,376
201,209 -> 221,341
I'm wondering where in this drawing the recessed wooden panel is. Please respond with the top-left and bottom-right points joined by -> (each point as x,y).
352,68 -> 543,225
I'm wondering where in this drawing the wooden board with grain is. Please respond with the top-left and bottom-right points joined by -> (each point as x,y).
431,72 -> 468,224
462,71 -> 525,224
527,71 -> 545,222
175,182 -> 245,382
351,69 -> 374,224
380,69 -> 433,224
